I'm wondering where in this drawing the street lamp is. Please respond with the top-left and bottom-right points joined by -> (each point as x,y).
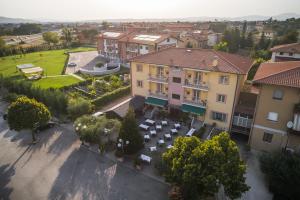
117,138 -> 130,152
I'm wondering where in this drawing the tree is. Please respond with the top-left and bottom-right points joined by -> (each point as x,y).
163,133 -> 249,199
7,96 -> 51,143
42,32 -> 59,45
214,41 -> 229,52
81,29 -> 98,43
279,30 -> 299,44
0,37 -> 5,48
62,28 -> 73,47
260,152 -> 300,200
67,97 -> 93,120
102,21 -> 109,29
245,32 -> 254,48
118,108 -> 143,154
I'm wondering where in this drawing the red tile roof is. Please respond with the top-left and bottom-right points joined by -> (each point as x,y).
130,48 -> 254,74
253,61 -> 300,88
270,43 -> 300,53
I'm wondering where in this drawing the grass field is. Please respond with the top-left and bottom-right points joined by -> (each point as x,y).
33,75 -> 81,89
0,47 -> 95,88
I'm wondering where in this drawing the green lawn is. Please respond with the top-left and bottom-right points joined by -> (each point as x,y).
33,75 -> 81,89
0,47 -> 95,88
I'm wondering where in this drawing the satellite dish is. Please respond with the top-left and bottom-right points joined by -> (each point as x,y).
287,121 -> 294,129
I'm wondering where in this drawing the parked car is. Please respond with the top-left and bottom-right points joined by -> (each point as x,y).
35,121 -> 57,132
68,62 -> 77,67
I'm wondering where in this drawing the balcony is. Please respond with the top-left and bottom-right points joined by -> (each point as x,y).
183,79 -> 209,91
148,75 -> 168,83
289,104 -> 300,136
126,48 -> 138,53
149,91 -> 168,100
183,97 -> 207,108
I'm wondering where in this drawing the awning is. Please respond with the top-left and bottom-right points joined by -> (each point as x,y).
145,97 -> 167,107
181,104 -> 206,116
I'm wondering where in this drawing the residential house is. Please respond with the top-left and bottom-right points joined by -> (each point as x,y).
250,61 -> 300,152
130,48 -> 253,130
270,43 -> 300,62
97,31 -> 178,62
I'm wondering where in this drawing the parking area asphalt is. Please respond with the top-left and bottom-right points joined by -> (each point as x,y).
0,101 -> 169,200
66,51 -> 102,74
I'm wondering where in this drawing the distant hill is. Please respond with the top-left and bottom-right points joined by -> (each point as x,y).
0,16 -> 38,24
1,13 -> 299,24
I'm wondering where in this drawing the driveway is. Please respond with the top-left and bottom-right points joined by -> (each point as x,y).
0,103 -> 169,200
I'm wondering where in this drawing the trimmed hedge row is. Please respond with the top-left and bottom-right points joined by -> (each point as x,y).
92,86 -> 130,109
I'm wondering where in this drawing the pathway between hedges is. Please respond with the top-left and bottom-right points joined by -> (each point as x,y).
93,95 -> 132,113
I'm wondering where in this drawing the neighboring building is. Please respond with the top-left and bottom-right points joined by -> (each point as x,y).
178,30 -> 221,48
250,61 -> 300,152
270,43 -> 300,62
97,31 -> 129,59
130,48 -> 253,130
118,33 -> 178,60
97,31 -> 178,61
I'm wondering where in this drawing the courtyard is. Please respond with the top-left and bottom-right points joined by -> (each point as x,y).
0,101 -> 169,200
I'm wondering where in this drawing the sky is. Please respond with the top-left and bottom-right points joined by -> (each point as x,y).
0,0 -> 300,21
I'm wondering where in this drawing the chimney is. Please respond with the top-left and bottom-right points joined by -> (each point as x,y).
212,56 -> 218,67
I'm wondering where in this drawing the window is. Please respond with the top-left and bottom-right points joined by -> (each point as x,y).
289,52 -> 294,56
145,46 -> 149,50
219,75 -> 229,85
279,52 -> 284,55
267,112 -> 278,122
172,93 -> 180,100
167,38 -> 170,42
212,112 -> 227,122
216,94 -> 226,103
273,89 -> 283,100
263,132 -> 273,143
137,80 -> 143,88
172,77 -> 181,83
136,64 -> 143,72
140,46 -> 143,49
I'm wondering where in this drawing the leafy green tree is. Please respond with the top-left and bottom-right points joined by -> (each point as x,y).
247,58 -> 265,80
163,133 -> 249,199
7,96 -> 51,143
102,21 -> 109,29
62,28 -> 73,47
260,152 -> 300,200
118,108 -> 143,154
81,29 -> 98,43
67,97 -> 93,120
42,32 -> 59,45
279,30 -> 299,44
0,37 -> 5,48
245,32 -> 254,48
12,24 -> 41,35
214,41 -> 229,52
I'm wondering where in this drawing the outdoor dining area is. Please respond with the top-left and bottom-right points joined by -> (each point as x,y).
138,117 -> 199,164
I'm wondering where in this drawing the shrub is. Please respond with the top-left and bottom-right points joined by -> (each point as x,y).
95,62 -> 104,68
4,93 -> 25,103
67,97 -> 93,120
115,149 -> 124,158
195,126 -> 206,139
92,86 -> 130,109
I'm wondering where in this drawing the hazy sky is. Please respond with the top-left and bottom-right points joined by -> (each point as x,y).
1,0 -> 300,21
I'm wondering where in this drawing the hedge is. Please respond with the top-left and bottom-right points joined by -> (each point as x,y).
92,86 -> 130,109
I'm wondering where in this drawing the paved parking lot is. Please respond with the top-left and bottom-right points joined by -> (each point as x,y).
0,101 -> 169,200
66,51 -> 101,74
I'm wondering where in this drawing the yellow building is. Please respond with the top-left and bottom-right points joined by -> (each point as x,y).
250,61 -> 300,152
130,48 -> 253,130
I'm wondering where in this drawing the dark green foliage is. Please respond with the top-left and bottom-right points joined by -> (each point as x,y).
81,29 -> 98,43
74,115 -> 121,144
0,76 -> 68,115
163,133 -> 249,199
247,58 -> 265,80
213,41 -> 229,52
42,32 -> 59,45
195,126 -> 206,139
278,30 -> 299,44
222,29 -> 241,53
12,24 -> 42,35
92,86 -> 130,109
118,108 -> 143,154
95,62 -> 104,67
67,97 -> 93,120
7,96 -> 51,142
260,152 -> 300,200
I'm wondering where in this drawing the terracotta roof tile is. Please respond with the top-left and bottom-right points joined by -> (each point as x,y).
130,48 -> 253,74
253,61 -> 300,88
270,43 -> 300,53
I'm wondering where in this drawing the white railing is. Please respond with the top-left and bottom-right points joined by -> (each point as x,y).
183,79 -> 209,90
233,115 -> 252,128
149,92 -> 168,99
148,75 -> 168,83
183,98 -> 207,108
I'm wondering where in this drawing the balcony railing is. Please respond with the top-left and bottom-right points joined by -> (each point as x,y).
149,91 -> 168,99
148,75 -> 168,83
183,98 -> 207,108
126,48 -> 138,53
183,79 -> 209,91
